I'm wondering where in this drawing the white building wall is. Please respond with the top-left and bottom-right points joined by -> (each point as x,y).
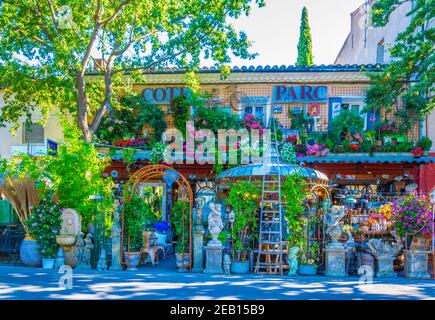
335,0 -> 434,152
0,91 -> 66,159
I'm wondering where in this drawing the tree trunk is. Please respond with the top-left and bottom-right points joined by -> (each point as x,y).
76,74 -> 93,142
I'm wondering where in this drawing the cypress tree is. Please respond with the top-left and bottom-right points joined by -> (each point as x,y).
296,7 -> 314,67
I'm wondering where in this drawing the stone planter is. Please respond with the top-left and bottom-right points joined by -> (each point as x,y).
124,252 -> 141,271
230,260 -> 250,274
176,253 -> 191,272
298,264 -> 318,275
404,250 -> 431,279
20,236 -> 42,267
42,258 -> 55,270
375,256 -> 396,277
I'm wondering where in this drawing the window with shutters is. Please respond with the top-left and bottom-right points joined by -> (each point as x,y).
376,39 -> 385,64
22,123 -> 45,144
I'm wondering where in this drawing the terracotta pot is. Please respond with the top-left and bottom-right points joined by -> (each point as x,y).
42,258 -> 55,269
20,236 -> 42,267
176,253 -> 190,272
231,260 -> 250,274
124,252 -> 141,271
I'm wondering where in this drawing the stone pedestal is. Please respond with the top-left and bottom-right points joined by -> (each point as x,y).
204,244 -> 223,274
55,248 -> 65,269
192,226 -> 205,273
109,226 -> 121,271
405,250 -> 431,279
325,246 -> 347,277
375,256 -> 396,277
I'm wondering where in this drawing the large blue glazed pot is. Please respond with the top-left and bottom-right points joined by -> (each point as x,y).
231,261 -> 250,274
298,264 -> 318,275
20,237 -> 42,267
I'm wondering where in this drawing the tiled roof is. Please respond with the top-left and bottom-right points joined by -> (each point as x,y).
136,64 -> 386,74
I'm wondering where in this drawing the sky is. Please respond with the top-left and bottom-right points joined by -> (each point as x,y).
224,0 -> 366,67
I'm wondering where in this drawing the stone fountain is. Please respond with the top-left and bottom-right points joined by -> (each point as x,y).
56,208 -> 81,268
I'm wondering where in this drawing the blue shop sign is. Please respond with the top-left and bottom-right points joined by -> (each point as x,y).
272,85 -> 328,103
46,139 -> 58,156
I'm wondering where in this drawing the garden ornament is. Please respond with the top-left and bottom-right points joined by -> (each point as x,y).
326,205 -> 346,248
366,239 -> 402,258
81,233 -> 93,266
223,253 -> 231,275
97,249 -> 108,271
208,203 -> 223,247
288,246 -> 299,276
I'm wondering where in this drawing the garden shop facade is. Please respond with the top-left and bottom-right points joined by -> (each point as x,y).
104,64 -> 435,198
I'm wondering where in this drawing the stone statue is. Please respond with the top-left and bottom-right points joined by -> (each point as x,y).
223,253 -> 231,275
113,199 -> 121,228
207,203 -> 223,247
82,233 -> 93,266
288,246 -> 299,276
326,205 -> 346,248
97,249 -> 108,271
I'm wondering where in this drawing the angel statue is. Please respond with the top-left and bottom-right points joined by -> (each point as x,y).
208,203 -> 223,247
326,205 -> 346,248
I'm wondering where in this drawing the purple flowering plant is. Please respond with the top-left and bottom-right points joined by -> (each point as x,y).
25,191 -> 62,258
392,193 -> 434,238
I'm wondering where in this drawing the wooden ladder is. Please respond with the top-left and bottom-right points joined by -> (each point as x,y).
254,116 -> 286,274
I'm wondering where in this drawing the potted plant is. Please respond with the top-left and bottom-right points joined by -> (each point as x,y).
226,181 -> 259,273
172,201 -> 191,271
25,191 -> 61,269
123,193 -> 146,271
152,221 -> 171,245
417,137 -> 432,156
298,241 -> 320,275
0,176 -> 42,266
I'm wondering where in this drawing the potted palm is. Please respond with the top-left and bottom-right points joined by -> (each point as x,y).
173,201 -> 190,271
1,176 -> 42,266
123,194 -> 146,271
226,181 -> 259,273
25,191 -> 61,269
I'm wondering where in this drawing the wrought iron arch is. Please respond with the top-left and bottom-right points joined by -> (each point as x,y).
121,164 -> 194,271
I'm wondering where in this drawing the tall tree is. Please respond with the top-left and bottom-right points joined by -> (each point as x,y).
296,6 -> 313,67
365,0 -> 434,119
0,0 -> 265,142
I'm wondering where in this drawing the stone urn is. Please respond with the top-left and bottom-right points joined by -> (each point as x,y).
20,235 -> 42,267
124,252 -> 141,271
176,253 -> 191,272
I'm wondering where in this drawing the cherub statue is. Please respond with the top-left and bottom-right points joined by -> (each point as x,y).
208,203 -> 223,247
288,246 -> 300,276
326,205 -> 346,247
223,253 -> 231,275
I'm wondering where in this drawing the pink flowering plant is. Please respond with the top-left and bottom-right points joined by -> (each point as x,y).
391,193 -> 434,238
305,140 -> 329,157
241,114 -> 265,134
25,191 -> 62,258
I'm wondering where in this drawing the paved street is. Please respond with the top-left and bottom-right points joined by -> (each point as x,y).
0,264 -> 434,300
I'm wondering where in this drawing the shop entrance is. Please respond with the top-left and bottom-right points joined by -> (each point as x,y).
121,164 -> 193,271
